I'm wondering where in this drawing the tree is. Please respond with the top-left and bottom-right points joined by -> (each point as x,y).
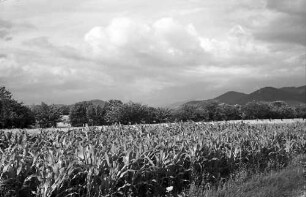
151,107 -> 172,123
70,102 -> 89,127
104,100 -> 124,124
295,104 -> 306,119
33,102 -> 62,128
70,102 -> 106,127
242,101 -> 271,120
0,87 -> 35,128
120,102 -> 150,124
58,105 -> 70,115
86,105 -> 105,126
11,104 -> 35,128
204,101 -> 224,121
173,104 -> 208,122
269,101 -> 295,119
220,104 -> 242,121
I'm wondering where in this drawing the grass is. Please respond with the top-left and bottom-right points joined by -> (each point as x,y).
189,155 -> 306,197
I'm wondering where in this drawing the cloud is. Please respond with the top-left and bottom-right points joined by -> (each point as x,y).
266,0 -> 306,16
254,0 -> 306,46
0,19 -> 12,40
1,1 -> 305,106
84,17 -> 212,93
0,53 -> 7,58
82,16 -> 305,104
85,17 -> 207,67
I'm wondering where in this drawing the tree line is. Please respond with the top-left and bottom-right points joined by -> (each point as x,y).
1,86 -> 306,129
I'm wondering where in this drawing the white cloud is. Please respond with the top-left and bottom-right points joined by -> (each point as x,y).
85,17 -> 205,63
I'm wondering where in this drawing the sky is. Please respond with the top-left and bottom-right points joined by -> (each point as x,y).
0,0 -> 305,106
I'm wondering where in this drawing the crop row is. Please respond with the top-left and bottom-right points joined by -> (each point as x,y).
1,122 -> 306,196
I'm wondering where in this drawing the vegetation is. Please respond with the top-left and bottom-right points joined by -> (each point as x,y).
0,87 -> 35,129
31,102 -> 62,128
69,101 -> 105,127
0,86 -> 306,128
0,121 -> 305,196
190,155 -> 306,197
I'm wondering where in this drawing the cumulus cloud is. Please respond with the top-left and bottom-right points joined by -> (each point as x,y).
82,15 -> 305,104
83,17 -> 216,96
85,17 -> 207,68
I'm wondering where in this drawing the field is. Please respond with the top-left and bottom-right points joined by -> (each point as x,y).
1,121 -> 306,196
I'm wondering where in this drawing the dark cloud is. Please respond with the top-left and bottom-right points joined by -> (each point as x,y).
0,19 -> 12,40
266,0 -> 306,16
0,19 -> 12,28
254,0 -> 306,46
0,53 -> 7,58
23,36 -> 92,62
0,19 -> 34,41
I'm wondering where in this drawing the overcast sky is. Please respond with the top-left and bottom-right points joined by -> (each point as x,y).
0,0 -> 305,106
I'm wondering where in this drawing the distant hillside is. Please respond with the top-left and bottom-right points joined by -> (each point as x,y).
280,86 -> 306,95
241,86 -> 305,105
182,100 -> 214,108
169,85 -> 305,109
214,91 -> 247,105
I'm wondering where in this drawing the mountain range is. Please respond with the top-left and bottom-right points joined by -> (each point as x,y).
47,85 -> 305,110
169,85 -> 306,109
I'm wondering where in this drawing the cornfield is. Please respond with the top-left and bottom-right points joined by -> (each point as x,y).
1,121 -> 306,196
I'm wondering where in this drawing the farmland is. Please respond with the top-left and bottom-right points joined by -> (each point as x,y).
1,121 -> 306,196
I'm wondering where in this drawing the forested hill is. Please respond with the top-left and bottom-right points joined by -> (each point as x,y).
171,85 -> 305,109
215,86 -> 305,105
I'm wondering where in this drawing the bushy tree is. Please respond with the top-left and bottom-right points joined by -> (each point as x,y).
104,100 -> 124,124
152,107 -> 172,123
295,104 -> 306,119
120,102 -> 148,124
204,101 -> 224,121
173,104 -> 208,122
86,105 -> 105,126
269,101 -> 296,119
32,102 -> 62,128
220,104 -> 242,120
0,87 -> 35,128
70,102 -> 89,127
70,101 -> 106,127
242,101 -> 271,120
58,105 -> 70,115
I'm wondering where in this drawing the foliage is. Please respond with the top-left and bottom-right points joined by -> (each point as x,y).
63,98 -> 306,127
173,104 -> 208,122
103,100 -> 124,125
86,104 -> 105,126
150,107 -> 172,123
58,105 -> 70,115
0,122 -> 305,196
295,104 -> 306,119
241,101 -> 271,119
70,102 -> 106,127
120,102 -> 149,124
0,87 -> 35,129
205,101 -> 224,121
69,102 -> 88,127
32,102 -> 62,128
269,101 -> 296,119
219,103 -> 242,120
